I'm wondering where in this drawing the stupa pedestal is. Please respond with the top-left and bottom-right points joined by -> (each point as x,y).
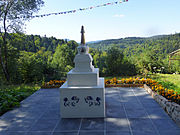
67,68 -> 99,87
60,78 -> 105,118
59,26 -> 105,118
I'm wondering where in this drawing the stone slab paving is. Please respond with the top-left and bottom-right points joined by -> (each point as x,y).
0,87 -> 180,135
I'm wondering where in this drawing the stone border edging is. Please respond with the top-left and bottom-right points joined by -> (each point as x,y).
144,84 -> 180,126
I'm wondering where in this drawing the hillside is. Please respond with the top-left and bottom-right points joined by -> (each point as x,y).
88,33 -> 180,56
8,33 -> 180,56
88,37 -> 146,50
7,33 -> 76,53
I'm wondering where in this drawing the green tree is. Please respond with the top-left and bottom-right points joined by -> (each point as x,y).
18,51 -> 45,83
105,47 -> 124,76
135,50 -> 163,74
51,43 -> 77,78
105,46 -> 137,76
0,0 -> 44,82
93,50 -> 107,76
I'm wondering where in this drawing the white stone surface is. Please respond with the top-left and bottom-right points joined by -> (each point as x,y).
60,78 -> 105,118
67,68 -> 99,87
73,53 -> 94,72
77,45 -> 89,54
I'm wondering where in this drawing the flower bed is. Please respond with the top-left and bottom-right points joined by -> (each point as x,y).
105,84 -> 144,87
105,77 -> 146,86
41,80 -> 65,88
41,77 -> 180,105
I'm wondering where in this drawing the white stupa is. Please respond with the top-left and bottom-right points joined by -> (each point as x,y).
59,26 -> 105,118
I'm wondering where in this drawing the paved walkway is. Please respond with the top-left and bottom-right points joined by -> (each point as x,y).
0,87 -> 179,135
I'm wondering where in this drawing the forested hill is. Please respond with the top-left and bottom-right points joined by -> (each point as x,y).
88,33 -> 180,55
7,33 -> 73,53
9,33 -> 180,55
88,37 -> 145,49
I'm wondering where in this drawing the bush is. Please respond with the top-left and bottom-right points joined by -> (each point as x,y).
0,85 -> 39,115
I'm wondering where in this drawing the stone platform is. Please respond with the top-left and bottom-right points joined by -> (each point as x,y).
0,87 -> 180,135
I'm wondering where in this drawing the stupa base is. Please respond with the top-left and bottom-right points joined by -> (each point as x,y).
59,78 -> 105,118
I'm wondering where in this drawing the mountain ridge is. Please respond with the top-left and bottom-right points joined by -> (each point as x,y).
87,33 -> 180,53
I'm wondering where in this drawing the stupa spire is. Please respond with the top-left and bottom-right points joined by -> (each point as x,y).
81,25 -> 85,45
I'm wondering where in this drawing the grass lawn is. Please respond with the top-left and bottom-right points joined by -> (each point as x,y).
0,85 -> 40,116
149,74 -> 180,93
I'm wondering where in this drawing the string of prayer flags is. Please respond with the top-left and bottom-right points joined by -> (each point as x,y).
20,0 -> 128,19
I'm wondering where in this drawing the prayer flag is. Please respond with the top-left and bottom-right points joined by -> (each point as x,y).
28,0 -> 128,19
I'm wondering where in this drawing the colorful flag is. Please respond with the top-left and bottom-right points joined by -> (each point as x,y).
19,0 -> 128,19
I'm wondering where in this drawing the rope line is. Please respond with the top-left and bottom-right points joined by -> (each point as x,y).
20,0 -> 128,19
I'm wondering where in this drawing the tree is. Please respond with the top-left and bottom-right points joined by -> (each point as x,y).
105,46 -> 137,76
51,43 -> 77,78
93,50 -> 107,76
0,0 -> 44,82
105,47 -> 124,76
18,51 -> 45,83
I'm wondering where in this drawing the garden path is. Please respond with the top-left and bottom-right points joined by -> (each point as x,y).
0,87 -> 179,135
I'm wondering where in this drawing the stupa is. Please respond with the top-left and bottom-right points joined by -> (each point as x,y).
59,26 -> 105,118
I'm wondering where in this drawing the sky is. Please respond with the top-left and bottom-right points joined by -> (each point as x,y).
25,0 -> 180,42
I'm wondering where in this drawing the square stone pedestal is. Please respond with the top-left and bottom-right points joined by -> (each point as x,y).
59,78 -> 105,118
67,68 -> 99,87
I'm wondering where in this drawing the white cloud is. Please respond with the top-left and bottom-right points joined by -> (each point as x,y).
113,14 -> 125,18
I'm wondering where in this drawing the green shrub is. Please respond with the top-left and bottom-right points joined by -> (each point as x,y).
0,85 -> 39,115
